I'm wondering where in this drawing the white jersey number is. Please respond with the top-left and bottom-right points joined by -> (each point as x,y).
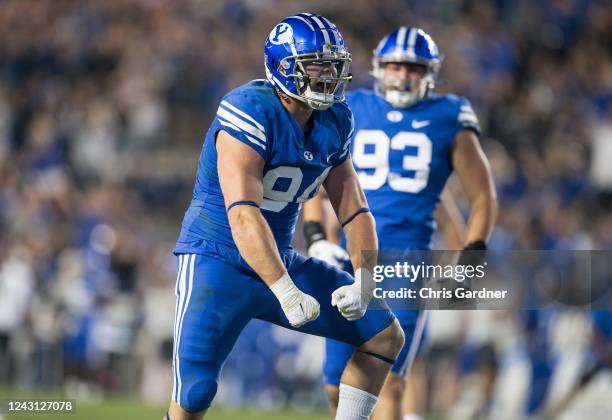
352,130 -> 432,193
261,166 -> 331,212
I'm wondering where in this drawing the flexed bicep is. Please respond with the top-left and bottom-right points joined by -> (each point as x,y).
216,130 -> 265,209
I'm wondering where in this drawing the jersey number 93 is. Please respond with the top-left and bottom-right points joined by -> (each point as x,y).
352,130 -> 432,193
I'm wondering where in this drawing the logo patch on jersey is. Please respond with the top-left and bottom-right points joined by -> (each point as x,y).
304,151 -> 314,161
411,119 -> 431,129
269,23 -> 293,45
387,110 -> 403,122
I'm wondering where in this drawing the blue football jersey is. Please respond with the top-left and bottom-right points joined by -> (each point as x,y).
346,89 -> 480,250
175,80 -> 353,258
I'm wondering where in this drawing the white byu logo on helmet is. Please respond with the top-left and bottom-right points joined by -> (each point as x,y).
269,23 -> 293,45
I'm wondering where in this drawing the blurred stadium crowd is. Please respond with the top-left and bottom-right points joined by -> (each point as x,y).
0,0 -> 610,418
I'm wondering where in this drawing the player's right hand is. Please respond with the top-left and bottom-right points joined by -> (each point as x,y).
281,291 -> 320,328
270,272 -> 320,328
308,240 -> 350,270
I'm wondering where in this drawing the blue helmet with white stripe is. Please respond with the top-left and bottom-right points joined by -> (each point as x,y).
372,27 -> 441,107
264,13 -> 352,110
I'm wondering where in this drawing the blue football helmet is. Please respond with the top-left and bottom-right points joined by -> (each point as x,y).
372,27 -> 441,108
265,13 -> 352,110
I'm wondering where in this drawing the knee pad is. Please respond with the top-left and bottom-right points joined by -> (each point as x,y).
177,376 -> 218,413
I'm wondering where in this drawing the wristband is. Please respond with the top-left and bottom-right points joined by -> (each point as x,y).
303,221 -> 326,248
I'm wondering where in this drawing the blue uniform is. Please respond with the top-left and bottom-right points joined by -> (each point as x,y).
172,80 -> 394,412
324,89 -> 481,384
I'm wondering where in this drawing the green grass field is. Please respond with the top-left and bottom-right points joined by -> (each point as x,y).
0,390 -> 329,420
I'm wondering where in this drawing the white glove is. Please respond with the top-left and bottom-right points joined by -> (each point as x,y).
308,240 -> 350,270
270,272 -> 320,328
331,268 -> 375,321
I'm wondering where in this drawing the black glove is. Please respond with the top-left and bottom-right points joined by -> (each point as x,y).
445,240 -> 487,308
303,221 -> 326,249
456,240 -> 487,267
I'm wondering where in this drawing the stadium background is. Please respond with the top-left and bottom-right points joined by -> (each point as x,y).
0,0 -> 610,418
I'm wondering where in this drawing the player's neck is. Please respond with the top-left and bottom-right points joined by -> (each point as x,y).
277,91 -> 313,132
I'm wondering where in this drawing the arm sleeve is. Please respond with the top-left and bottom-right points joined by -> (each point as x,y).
213,94 -> 269,160
330,106 -> 355,167
457,98 -> 481,137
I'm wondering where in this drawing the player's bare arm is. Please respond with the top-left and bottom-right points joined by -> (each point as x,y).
217,130 -> 320,328
435,187 -> 467,249
217,130 -> 285,282
302,187 -> 325,224
324,157 -> 377,272
323,157 -> 378,321
452,130 -> 498,245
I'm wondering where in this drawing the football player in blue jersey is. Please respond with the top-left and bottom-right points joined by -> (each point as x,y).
166,14 -> 406,420
303,27 -> 498,420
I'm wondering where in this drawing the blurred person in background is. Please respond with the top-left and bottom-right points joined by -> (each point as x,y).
0,245 -> 35,384
302,26 -> 497,420
541,310 -> 612,418
135,244 -> 176,404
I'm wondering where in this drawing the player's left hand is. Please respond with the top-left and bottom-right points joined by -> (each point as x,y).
331,268 -> 375,321
444,240 -> 487,308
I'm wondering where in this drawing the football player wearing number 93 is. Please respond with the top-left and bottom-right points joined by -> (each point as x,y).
165,13 -> 406,420
303,27 -> 498,419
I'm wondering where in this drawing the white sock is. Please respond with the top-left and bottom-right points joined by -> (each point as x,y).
335,383 -> 378,420
403,415 -> 424,420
